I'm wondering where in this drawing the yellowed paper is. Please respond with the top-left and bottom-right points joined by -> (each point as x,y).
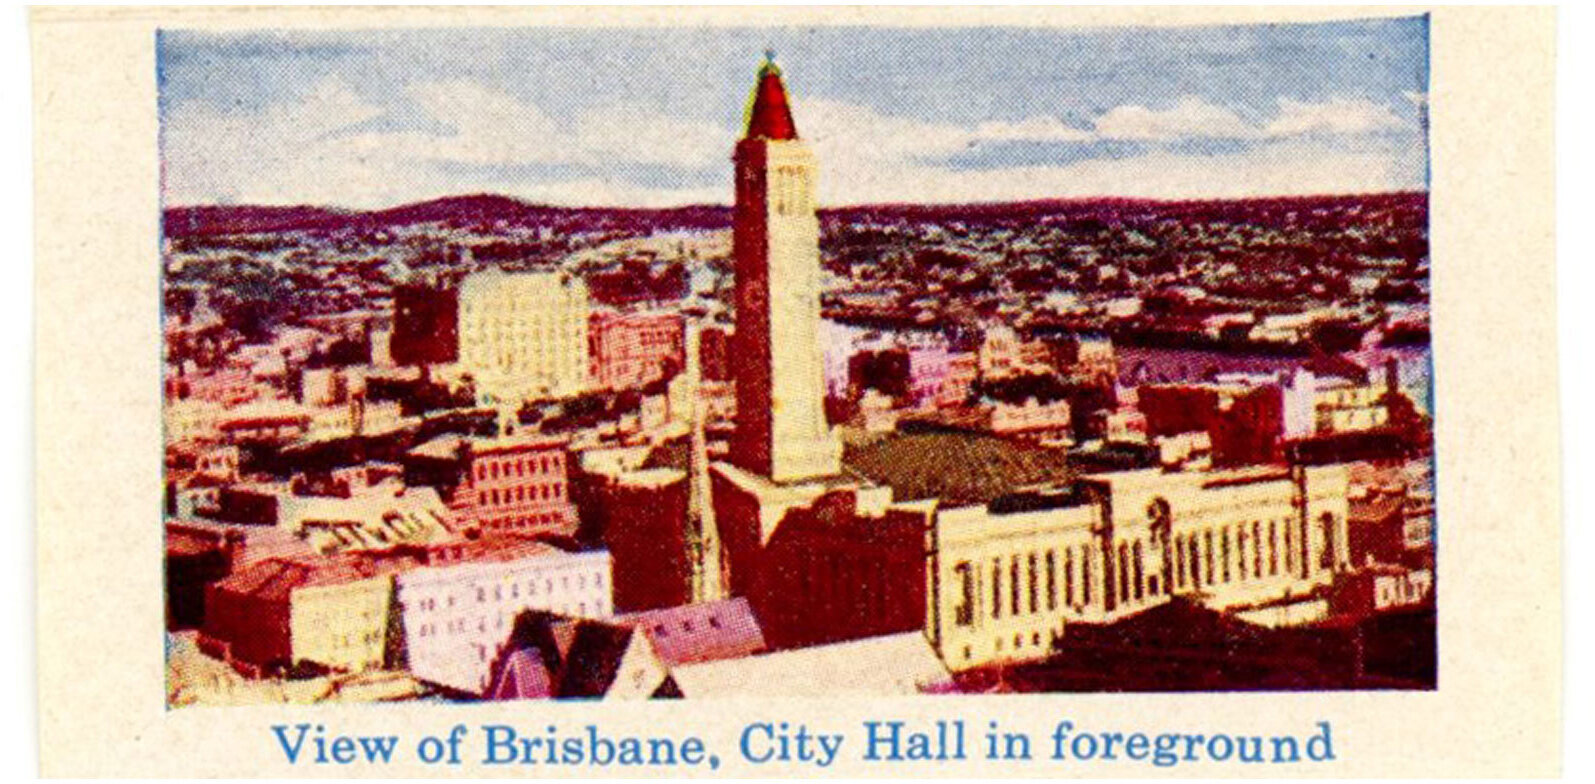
34,5 -> 1558,777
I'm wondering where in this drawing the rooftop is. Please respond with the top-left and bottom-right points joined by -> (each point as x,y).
743,55 -> 798,141
842,429 -> 1072,507
668,631 -> 952,698
617,598 -> 767,667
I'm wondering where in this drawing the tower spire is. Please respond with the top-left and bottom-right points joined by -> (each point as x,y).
730,55 -> 841,484
743,53 -> 799,141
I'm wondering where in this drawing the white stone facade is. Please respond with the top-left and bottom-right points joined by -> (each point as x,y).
457,270 -> 590,407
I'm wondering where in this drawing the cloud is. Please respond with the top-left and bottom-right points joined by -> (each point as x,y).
814,138 -> 1422,207
162,77 -> 1423,209
1094,96 -> 1258,141
1264,97 -> 1406,137
162,77 -> 734,208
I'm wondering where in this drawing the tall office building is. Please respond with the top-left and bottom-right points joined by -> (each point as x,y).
457,269 -> 590,407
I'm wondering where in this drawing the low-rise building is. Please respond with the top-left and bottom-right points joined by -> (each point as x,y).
408,434 -> 580,538
200,556 -> 399,677
588,310 -> 684,392
923,460 -> 1354,671
397,542 -> 613,695
483,609 -> 669,700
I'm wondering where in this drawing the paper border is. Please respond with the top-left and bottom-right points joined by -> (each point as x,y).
33,5 -> 1560,777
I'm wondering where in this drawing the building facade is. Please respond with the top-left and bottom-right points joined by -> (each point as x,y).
450,435 -> 579,538
457,269 -> 590,406
925,464 -> 1355,670
396,545 -> 613,695
588,310 -> 685,392
728,56 -> 843,484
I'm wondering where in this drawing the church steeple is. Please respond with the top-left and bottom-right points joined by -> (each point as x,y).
743,52 -> 799,141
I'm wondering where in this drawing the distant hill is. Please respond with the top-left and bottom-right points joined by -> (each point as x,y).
163,191 -> 1426,238
163,194 -> 734,238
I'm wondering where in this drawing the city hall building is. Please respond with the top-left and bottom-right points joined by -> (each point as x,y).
708,55 -> 1362,672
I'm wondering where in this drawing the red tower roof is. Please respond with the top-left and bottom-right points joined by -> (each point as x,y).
743,57 -> 798,141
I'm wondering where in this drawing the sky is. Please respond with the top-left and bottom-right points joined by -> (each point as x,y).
158,17 -> 1429,209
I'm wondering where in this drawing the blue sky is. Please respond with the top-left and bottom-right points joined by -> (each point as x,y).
159,17 -> 1429,208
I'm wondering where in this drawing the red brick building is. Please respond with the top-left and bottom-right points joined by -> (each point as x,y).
1209,385 -> 1285,468
710,472 -> 930,650
1138,384 -> 1223,438
588,310 -> 685,391
588,466 -> 693,613
450,436 -> 579,538
699,325 -> 732,382
1138,382 -> 1284,468
390,284 -> 458,366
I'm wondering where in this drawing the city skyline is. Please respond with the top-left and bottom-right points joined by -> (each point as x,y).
159,16 -> 1429,210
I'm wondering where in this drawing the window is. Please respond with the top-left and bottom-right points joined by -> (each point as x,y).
1174,535 -> 1186,589
1284,523 -> 1295,574
1268,521 -> 1279,576
1319,513 -> 1337,570
1117,542 -> 1130,603
991,560 -> 1002,619
1027,553 -> 1039,614
1238,528 -> 1249,580
1064,552 -> 1075,607
1222,528 -> 1233,583
1081,547 -> 1092,605
1045,551 -> 1057,611
1010,557 -> 1021,616
1204,530 -> 1215,586
1253,521 -> 1264,577
1132,541 -> 1144,600
953,562 -> 974,626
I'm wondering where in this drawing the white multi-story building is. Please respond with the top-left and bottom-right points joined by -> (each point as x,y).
457,269 -> 590,407
925,464 -> 1354,671
396,544 -> 612,694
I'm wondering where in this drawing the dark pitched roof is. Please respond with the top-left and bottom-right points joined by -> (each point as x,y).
555,623 -> 638,698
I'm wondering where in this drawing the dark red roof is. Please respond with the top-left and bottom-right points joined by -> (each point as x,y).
744,59 -> 798,141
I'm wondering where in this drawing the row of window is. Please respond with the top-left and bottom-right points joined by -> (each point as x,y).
413,602 -> 601,640
949,514 -> 1340,626
962,629 -> 1053,662
770,167 -> 813,216
410,572 -> 606,614
1171,519 -> 1293,592
476,483 -> 565,507
482,512 -> 569,532
321,630 -> 382,650
952,545 -> 1097,627
475,454 -> 564,481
